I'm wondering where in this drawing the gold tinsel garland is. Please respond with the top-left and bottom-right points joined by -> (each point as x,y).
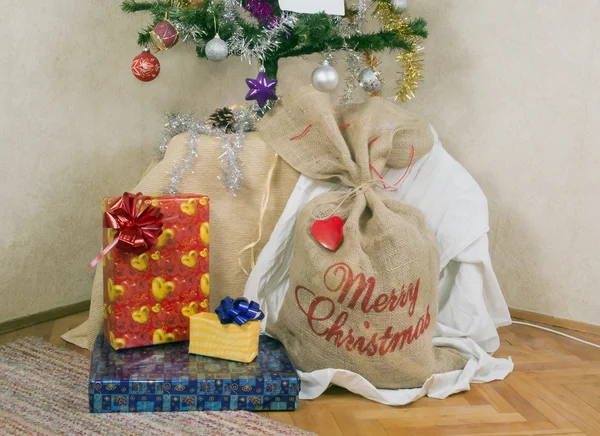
363,51 -> 384,97
372,0 -> 425,102
363,51 -> 382,70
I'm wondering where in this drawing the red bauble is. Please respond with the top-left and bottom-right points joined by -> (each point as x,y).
150,20 -> 179,50
131,49 -> 160,82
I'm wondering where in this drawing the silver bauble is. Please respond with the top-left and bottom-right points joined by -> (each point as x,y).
205,34 -> 228,62
358,67 -> 383,93
311,60 -> 339,93
392,0 -> 408,12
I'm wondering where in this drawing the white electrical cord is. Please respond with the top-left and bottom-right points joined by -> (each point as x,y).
511,320 -> 600,349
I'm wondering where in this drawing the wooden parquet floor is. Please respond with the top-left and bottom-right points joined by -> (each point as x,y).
1,312 -> 599,436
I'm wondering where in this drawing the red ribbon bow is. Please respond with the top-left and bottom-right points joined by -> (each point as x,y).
88,192 -> 163,268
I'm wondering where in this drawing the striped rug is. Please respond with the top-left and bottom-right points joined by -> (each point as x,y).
0,337 -> 313,436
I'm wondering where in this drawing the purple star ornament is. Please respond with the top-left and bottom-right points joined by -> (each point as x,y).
245,71 -> 278,108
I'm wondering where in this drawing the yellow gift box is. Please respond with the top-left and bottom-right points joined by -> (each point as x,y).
189,312 -> 261,363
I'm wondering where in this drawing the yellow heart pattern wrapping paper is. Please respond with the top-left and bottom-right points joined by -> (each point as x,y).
102,195 -> 210,350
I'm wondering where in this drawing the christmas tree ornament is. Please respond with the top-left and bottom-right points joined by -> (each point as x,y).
391,0 -> 408,12
150,20 -> 179,50
208,107 -> 236,133
175,0 -> 205,7
311,60 -> 339,93
205,34 -> 229,62
358,67 -> 383,94
131,49 -> 160,82
245,0 -> 278,27
122,0 -> 430,109
358,51 -> 384,96
245,71 -> 278,108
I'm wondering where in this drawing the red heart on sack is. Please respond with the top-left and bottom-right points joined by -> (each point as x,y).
311,216 -> 344,251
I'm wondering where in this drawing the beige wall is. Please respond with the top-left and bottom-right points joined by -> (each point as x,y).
1,1 -> 598,326
403,0 -> 600,326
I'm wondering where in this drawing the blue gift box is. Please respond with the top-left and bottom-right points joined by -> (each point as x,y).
89,335 -> 300,413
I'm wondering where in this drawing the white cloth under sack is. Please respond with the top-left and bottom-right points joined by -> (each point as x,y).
244,127 -> 514,405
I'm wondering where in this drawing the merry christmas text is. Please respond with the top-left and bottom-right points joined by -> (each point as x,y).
295,262 -> 430,356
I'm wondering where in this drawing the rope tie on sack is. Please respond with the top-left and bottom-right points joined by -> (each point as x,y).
311,141 -> 416,220
237,153 -> 279,276
310,179 -> 377,221
286,125 -> 416,244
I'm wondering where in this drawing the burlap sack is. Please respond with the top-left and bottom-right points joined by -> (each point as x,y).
260,88 -> 466,389
64,133 -> 299,349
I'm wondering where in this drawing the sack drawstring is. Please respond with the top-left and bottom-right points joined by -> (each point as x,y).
237,153 -> 279,276
310,180 -> 376,221
311,143 -> 416,221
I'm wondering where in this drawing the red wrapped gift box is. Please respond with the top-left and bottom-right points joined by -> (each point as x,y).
102,194 -> 210,350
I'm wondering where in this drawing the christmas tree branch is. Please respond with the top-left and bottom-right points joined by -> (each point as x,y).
121,0 -> 155,13
123,1 -> 426,61
278,31 -> 412,60
263,58 -> 279,81
406,17 -> 428,38
122,0 -> 429,97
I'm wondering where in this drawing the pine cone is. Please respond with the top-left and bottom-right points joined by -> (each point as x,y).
208,107 -> 236,134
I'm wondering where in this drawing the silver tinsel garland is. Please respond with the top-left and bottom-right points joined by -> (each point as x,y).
324,50 -> 337,65
228,13 -> 298,64
340,48 -> 363,104
341,0 -> 368,36
217,107 -> 255,194
159,104 -> 258,195
339,0 -> 368,104
221,0 -> 241,26
172,20 -> 206,44
158,113 -> 192,161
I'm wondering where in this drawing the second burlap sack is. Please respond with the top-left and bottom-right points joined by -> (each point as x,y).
67,132 -> 299,349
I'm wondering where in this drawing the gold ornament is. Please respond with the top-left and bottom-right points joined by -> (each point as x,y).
173,0 -> 205,8
373,0 -> 425,102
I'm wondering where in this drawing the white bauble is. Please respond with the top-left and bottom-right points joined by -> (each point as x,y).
205,34 -> 228,62
311,60 -> 339,93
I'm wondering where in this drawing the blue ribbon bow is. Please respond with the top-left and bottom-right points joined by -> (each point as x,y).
215,297 -> 265,326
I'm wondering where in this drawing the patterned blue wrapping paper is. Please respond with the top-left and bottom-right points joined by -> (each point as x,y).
89,335 -> 300,413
